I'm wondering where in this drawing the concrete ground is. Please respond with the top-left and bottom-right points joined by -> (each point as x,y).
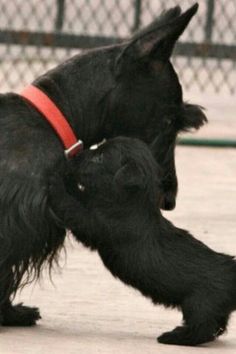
1,141 -> 236,353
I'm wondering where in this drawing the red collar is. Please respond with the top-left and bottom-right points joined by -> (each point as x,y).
21,85 -> 83,158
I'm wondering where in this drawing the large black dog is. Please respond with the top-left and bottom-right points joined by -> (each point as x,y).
50,137 -> 236,347
0,4 -> 206,325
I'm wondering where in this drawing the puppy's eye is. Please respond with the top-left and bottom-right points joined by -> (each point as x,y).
91,154 -> 104,164
78,183 -> 85,192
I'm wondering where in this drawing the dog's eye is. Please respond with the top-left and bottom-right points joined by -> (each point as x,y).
164,114 -> 177,127
165,118 -> 172,126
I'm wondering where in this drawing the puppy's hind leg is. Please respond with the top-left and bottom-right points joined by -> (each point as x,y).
0,269 -> 41,327
158,296 -> 219,346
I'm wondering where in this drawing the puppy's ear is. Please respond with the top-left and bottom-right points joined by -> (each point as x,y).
113,162 -> 146,192
182,103 -> 208,131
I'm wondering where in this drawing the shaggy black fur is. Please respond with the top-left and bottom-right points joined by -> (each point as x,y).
50,137 -> 236,346
0,4 -> 206,326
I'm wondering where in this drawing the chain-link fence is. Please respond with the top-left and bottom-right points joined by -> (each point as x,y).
0,0 -> 235,93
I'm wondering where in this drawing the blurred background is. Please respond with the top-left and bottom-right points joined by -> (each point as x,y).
0,0 -> 235,141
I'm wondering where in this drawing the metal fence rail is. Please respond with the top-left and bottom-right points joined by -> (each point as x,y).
0,0 -> 235,93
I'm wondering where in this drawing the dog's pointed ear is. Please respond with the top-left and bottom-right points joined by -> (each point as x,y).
113,162 -> 146,192
182,103 -> 208,130
115,4 -> 198,74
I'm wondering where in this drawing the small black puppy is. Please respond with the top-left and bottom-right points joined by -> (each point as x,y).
50,137 -> 236,346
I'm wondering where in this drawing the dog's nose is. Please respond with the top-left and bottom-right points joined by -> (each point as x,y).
160,193 -> 176,210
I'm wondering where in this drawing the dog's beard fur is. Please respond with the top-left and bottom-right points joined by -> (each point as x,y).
49,137 -> 236,346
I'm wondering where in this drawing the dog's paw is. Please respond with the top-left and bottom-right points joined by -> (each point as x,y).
2,303 -> 41,326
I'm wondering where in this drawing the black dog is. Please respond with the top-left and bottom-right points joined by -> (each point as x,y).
0,4 -> 206,326
49,137 -> 236,346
